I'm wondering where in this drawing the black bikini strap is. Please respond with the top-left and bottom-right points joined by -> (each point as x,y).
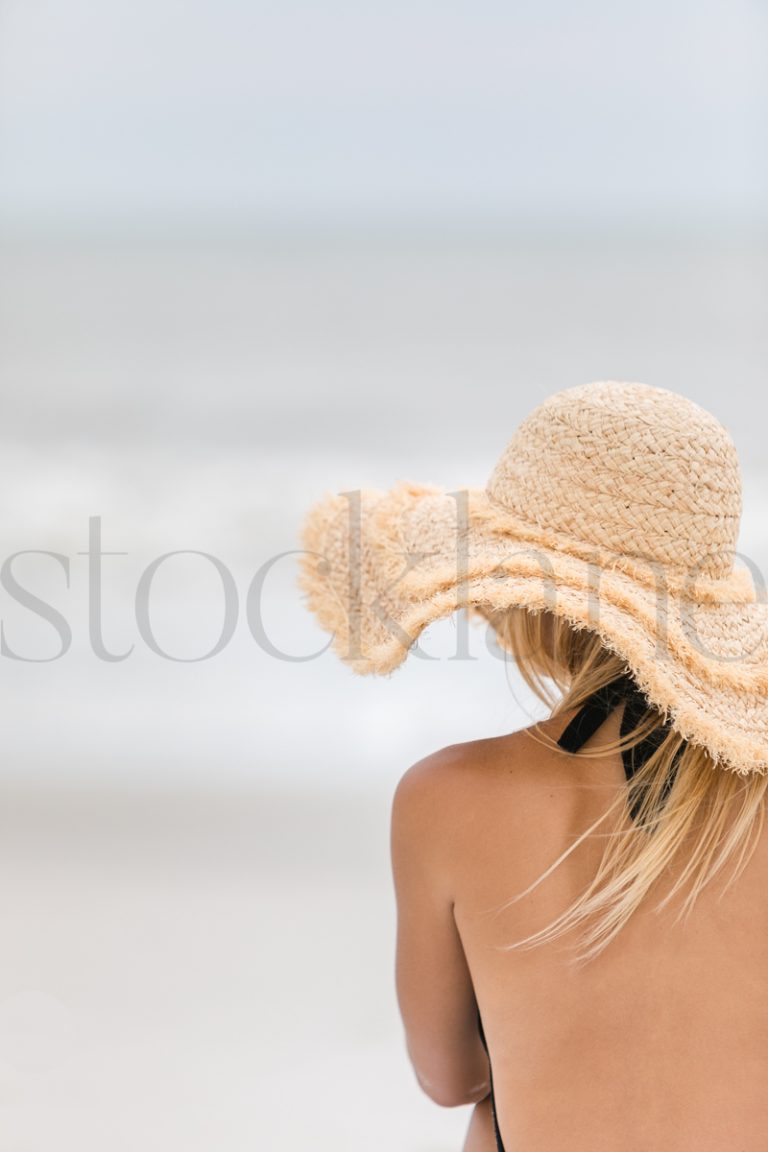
556,672 -> 635,755
619,685 -> 682,821
557,671 -> 682,824
476,1009 -> 505,1152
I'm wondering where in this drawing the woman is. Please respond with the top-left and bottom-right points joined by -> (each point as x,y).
298,380 -> 768,1150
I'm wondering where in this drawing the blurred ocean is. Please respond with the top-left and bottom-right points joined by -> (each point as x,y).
1,228 -> 766,790
0,229 -> 766,1149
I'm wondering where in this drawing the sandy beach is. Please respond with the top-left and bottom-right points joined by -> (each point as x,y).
0,784 -> 478,1151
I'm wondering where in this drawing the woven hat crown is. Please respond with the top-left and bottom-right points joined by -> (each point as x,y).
486,381 -> 742,581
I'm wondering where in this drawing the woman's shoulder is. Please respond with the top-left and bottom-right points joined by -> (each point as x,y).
391,715 -> 590,902
392,712 -> 580,820
409,711 -> 579,775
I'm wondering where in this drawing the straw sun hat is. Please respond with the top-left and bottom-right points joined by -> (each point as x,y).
297,381 -> 768,775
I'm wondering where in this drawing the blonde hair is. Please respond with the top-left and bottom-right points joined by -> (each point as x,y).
475,603 -> 768,965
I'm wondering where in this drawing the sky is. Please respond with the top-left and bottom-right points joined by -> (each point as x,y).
1,0 -> 766,225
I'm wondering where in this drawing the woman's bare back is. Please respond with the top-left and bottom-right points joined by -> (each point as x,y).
450,707 -> 768,1152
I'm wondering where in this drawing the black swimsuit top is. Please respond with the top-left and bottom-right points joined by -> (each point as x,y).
475,671 -> 682,1152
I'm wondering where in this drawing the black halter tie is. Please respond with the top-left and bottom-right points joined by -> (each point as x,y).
556,671 -> 682,824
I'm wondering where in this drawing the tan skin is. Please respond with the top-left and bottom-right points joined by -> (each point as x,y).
391,704 -> 768,1151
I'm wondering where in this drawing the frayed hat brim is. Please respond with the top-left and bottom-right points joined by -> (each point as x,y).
297,480 -> 768,775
